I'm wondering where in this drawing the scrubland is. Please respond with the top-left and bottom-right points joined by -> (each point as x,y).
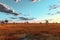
0,23 -> 60,40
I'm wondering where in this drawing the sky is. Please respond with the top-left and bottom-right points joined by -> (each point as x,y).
0,0 -> 60,23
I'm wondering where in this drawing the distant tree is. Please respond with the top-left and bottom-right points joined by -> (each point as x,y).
1,21 -> 4,24
56,22 -> 58,24
39,22 -> 42,24
25,21 -> 28,24
5,20 -> 8,23
45,20 -> 49,24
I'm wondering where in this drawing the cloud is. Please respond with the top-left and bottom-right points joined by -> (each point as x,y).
49,4 -> 60,10
32,0 -> 40,2
48,13 -> 55,15
10,17 -> 17,19
56,11 -> 60,14
0,3 -> 19,16
47,19 -> 53,21
19,17 -> 35,20
48,11 -> 60,16
14,0 -> 20,3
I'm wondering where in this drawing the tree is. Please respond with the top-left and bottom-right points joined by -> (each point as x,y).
1,21 -> 4,24
5,20 -> 8,23
45,20 -> 49,24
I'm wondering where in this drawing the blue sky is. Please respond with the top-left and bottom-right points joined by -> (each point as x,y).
0,0 -> 60,22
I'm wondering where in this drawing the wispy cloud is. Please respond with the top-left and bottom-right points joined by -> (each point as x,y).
48,11 -> 60,15
56,11 -> 60,14
19,17 -> 35,20
0,3 -> 19,16
49,4 -> 60,10
10,17 -> 17,19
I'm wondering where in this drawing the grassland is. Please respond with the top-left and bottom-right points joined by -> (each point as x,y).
0,23 -> 60,40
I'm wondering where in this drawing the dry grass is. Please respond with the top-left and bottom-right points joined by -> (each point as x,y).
0,23 -> 60,40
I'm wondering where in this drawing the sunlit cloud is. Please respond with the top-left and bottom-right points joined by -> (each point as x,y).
0,3 -> 19,16
32,0 -> 40,2
14,0 -> 21,3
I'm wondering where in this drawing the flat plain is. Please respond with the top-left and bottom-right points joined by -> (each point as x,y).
0,23 -> 60,40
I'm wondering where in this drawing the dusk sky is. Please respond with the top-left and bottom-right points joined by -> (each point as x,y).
0,0 -> 60,23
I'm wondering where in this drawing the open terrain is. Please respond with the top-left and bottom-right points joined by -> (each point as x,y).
0,23 -> 60,40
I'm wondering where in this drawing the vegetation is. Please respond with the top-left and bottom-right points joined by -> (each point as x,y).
0,23 -> 60,40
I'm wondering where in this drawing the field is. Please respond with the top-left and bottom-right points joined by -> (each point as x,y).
0,23 -> 60,40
